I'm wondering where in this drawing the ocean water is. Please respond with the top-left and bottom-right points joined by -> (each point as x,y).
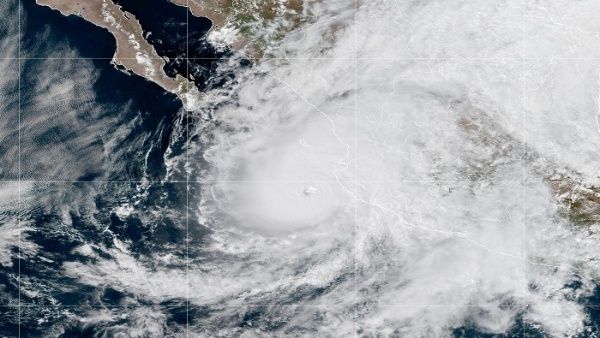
1,0 -> 202,336
112,0 -> 240,91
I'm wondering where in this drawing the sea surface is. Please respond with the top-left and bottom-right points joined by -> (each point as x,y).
1,0 -> 206,335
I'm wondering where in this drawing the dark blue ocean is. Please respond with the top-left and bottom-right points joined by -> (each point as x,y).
1,0 -> 208,336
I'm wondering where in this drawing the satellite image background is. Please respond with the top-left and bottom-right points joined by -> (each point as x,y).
2,0 -> 600,337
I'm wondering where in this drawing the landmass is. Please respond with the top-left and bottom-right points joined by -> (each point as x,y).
170,0 -> 307,58
456,102 -> 600,229
36,0 -> 194,99
35,0 -> 311,104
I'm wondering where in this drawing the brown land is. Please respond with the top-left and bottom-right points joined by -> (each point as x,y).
36,0 -> 193,97
35,0 -> 310,99
456,103 -> 600,228
171,0 -> 309,58
171,0 -> 304,28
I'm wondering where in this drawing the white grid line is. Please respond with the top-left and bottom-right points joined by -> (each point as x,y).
13,302 -> 600,309
0,179 -> 492,183
353,0 -> 359,336
522,2 -> 527,337
17,0 -> 21,336
519,3 -> 526,337
10,56 -> 600,60
185,1 -> 190,336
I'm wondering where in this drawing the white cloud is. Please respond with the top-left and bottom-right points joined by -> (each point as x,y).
60,0 -> 600,336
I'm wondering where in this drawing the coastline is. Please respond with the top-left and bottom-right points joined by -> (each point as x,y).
35,0 -> 199,102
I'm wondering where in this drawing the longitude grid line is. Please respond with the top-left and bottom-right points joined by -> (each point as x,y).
17,0 -> 22,336
353,0 -> 358,337
521,2 -> 526,338
185,1 -> 190,337
519,1 -> 527,338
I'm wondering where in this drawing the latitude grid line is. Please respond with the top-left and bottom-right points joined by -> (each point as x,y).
8,56 -> 600,60
0,179 -> 508,183
9,302 -> 600,308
